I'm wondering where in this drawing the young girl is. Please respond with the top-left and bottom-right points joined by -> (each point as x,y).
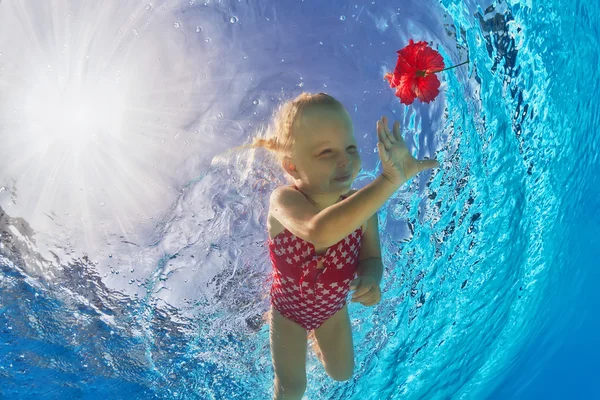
240,92 -> 439,399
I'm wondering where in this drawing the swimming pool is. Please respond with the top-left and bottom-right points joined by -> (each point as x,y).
1,0 -> 598,399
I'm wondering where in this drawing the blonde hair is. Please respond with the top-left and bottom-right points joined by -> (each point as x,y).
229,92 -> 345,165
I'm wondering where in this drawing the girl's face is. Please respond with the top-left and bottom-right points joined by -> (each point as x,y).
286,106 -> 362,194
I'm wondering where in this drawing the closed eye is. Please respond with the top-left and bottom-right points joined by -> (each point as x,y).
319,145 -> 357,155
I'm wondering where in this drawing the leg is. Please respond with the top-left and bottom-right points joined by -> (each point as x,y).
312,304 -> 355,381
307,330 -> 323,365
270,307 -> 308,400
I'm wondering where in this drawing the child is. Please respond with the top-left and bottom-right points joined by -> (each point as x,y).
239,92 -> 439,399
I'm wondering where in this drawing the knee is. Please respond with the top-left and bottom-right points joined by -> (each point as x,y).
273,376 -> 306,399
327,365 -> 354,382
328,371 -> 353,382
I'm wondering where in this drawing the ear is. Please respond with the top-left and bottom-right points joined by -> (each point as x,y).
282,156 -> 298,177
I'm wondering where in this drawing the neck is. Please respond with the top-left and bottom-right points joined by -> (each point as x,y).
294,184 -> 345,211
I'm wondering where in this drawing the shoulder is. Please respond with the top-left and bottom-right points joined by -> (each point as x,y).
270,185 -> 299,204
268,186 -> 296,235
268,185 -> 307,219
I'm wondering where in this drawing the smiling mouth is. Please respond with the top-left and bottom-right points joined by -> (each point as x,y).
334,175 -> 351,181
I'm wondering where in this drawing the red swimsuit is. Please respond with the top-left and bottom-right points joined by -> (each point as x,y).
268,192 -> 363,330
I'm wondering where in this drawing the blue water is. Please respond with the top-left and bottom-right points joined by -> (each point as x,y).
1,0 -> 599,399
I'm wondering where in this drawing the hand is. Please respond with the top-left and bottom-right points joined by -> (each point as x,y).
376,116 -> 440,186
349,276 -> 381,307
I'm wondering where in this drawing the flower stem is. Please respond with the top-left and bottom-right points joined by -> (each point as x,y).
427,58 -> 470,75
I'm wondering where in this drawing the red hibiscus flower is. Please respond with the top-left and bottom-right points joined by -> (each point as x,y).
385,39 -> 469,105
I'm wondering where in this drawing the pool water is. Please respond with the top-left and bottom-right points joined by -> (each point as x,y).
1,0 -> 598,399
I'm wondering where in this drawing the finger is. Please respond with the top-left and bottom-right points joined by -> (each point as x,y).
382,117 -> 394,144
377,134 -> 393,160
376,119 -> 384,143
364,295 -> 380,306
377,118 -> 392,147
352,295 -> 369,303
352,290 -> 371,302
418,158 -> 440,171
377,142 -> 390,162
352,284 -> 373,298
359,296 -> 374,306
392,120 -> 402,142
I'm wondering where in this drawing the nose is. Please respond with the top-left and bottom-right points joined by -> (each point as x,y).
338,153 -> 351,167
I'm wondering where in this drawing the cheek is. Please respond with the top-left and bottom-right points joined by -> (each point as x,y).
353,153 -> 362,169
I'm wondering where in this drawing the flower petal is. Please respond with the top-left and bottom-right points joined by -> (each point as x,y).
384,72 -> 400,88
414,74 -> 441,103
415,45 -> 445,74
397,74 -> 418,105
393,40 -> 426,75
